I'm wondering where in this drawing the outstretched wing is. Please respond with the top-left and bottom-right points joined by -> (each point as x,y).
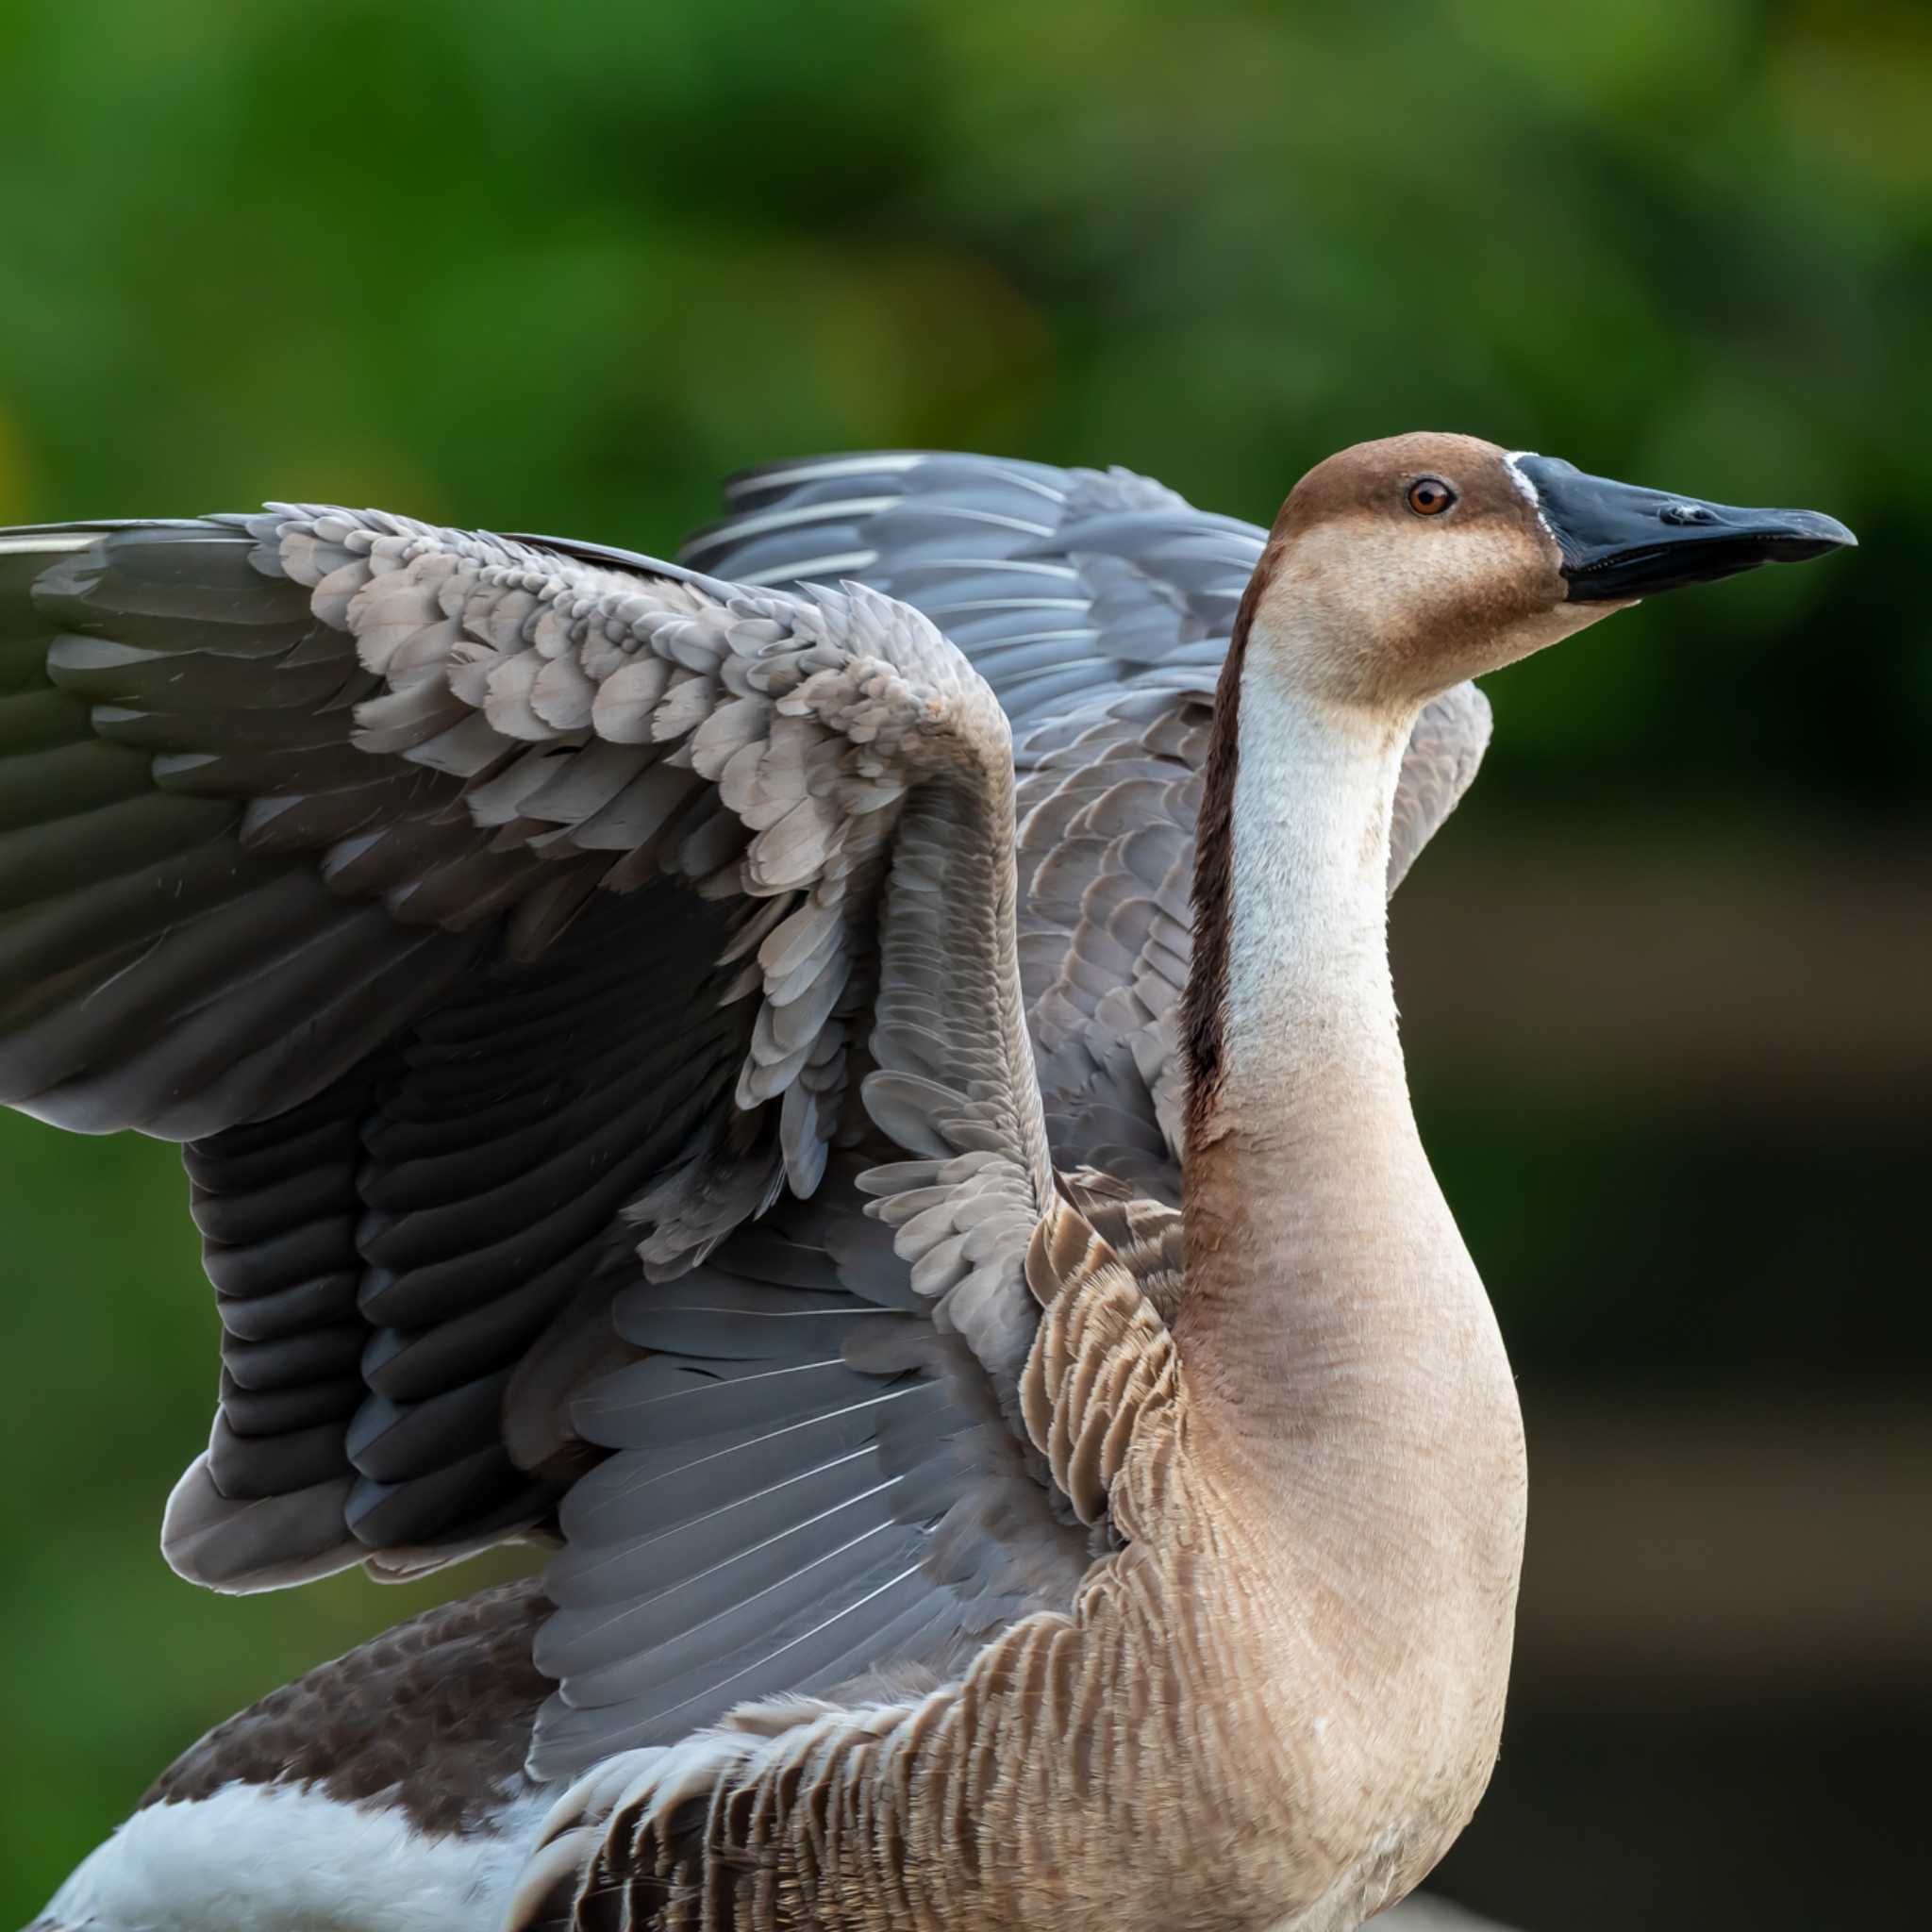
1,516 -> 1135,1775
2,456 -> 1483,1784
679,452 -> 1493,1191
677,453 -> 1253,722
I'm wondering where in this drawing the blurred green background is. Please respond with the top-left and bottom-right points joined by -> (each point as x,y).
1,1 -> 1926,1925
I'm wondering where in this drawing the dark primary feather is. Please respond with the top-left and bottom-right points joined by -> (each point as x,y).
0,502 -> 1078,1775
0,454 -> 1489,1782
3,521 -> 797,1593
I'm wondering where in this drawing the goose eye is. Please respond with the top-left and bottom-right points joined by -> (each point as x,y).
1407,476 -> 1457,517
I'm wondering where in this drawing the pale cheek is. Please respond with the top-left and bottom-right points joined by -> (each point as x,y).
1535,598 -> 1632,646
1263,526 -> 1600,698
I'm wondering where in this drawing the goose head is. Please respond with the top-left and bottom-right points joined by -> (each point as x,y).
1247,431 -> 1855,705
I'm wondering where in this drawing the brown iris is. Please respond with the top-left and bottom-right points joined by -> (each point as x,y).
1406,476 -> 1456,517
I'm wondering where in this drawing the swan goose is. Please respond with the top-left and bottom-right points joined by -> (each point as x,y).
0,433 -> 1850,1932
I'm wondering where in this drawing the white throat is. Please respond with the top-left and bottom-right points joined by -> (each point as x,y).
1219,642 -> 1416,1114
1189,624 -> 1523,1559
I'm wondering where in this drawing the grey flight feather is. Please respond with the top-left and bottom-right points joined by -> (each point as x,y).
1,451 -> 1490,1794
686,450 -> 1491,1187
0,502 -> 1079,1781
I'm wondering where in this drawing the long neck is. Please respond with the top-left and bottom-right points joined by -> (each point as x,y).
1178,628 -> 1521,1518
1171,606 -> 1526,1855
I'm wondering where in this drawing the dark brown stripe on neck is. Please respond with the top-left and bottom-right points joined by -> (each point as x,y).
1182,541 -> 1281,1147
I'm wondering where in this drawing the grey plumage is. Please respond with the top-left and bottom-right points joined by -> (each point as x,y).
4,448 -> 1493,1926
689,453 -> 1490,1198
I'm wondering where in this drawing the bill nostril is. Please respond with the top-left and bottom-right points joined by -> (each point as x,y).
1659,503 -> 1719,526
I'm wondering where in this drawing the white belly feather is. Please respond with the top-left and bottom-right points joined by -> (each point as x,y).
30,1780 -> 556,1932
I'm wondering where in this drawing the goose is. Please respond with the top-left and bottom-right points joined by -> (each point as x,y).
1,433 -> 1851,1932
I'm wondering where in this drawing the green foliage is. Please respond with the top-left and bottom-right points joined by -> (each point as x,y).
0,0 -> 1923,822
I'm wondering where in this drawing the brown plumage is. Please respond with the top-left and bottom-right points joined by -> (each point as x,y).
5,437 -> 1849,1932
140,1581 -> 553,1837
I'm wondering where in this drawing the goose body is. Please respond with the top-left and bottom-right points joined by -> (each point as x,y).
3,438 -> 1850,1932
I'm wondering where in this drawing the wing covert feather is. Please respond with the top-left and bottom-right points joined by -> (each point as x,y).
5,448 -> 1490,1797
683,451 -> 1492,1193
3,503 -> 1136,1777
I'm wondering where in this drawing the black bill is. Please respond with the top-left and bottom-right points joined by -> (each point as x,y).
1510,454 -> 1857,602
